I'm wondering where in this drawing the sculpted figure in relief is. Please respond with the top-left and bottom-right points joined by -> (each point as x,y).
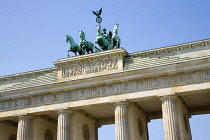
78,90 -> 86,99
65,92 -> 72,100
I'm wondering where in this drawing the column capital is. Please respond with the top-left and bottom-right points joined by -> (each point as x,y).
95,123 -> 101,128
17,115 -> 33,120
54,108 -> 73,114
113,101 -> 130,106
159,95 -> 178,101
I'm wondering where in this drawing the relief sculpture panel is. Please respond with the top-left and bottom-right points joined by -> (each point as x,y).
62,59 -> 118,78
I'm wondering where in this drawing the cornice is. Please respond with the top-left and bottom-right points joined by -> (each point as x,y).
128,38 -> 210,58
0,67 -> 57,82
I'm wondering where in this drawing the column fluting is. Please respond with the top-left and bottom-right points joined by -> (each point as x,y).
17,116 -> 31,140
57,110 -> 71,140
160,96 -> 180,140
114,101 -> 129,140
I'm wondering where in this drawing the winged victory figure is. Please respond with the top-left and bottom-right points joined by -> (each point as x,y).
92,8 -> 103,24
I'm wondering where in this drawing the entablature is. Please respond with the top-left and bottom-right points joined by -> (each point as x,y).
0,56 -> 210,115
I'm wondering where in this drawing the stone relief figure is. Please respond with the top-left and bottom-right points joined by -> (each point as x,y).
138,80 -> 146,89
92,87 -> 101,96
153,77 -> 162,87
122,83 -> 129,91
13,100 -> 19,108
107,85 -> 116,94
0,103 -> 6,110
65,92 -> 72,100
51,94 -> 58,102
169,76 -> 178,84
78,90 -> 86,99
39,95 -> 45,104
25,98 -> 32,106
186,73 -> 194,82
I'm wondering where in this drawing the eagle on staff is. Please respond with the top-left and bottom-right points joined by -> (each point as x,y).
92,8 -> 103,24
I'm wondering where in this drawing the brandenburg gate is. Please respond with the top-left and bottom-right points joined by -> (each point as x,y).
0,9 -> 210,140
1,38 -> 210,140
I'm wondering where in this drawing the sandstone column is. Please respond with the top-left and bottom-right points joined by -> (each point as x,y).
95,124 -> 101,140
114,101 -> 129,140
57,110 -> 72,140
17,116 -> 31,140
160,96 -> 180,140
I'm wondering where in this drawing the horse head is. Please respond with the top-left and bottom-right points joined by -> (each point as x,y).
66,35 -> 75,45
113,23 -> 119,34
65,35 -> 69,42
79,30 -> 85,40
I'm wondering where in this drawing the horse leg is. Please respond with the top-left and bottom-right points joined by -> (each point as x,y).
118,40 -> 120,48
116,39 -> 119,48
90,48 -> 94,53
67,50 -> 70,57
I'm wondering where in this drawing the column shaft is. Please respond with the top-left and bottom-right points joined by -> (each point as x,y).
114,102 -> 129,140
17,116 -> 31,140
160,96 -> 180,140
57,110 -> 71,140
95,124 -> 101,140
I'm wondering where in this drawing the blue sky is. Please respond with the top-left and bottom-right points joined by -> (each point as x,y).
0,0 -> 210,139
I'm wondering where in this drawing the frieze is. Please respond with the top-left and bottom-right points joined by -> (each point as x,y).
1,69 -> 210,111
62,59 -> 118,78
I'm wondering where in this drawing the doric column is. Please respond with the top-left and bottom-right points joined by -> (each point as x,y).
57,110 -> 72,140
17,116 -> 31,140
95,124 -> 101,140
160,96 -> 180,140
114,101 -> 129,140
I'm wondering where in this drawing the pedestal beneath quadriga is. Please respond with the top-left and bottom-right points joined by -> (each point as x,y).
54,48 -> 128,82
